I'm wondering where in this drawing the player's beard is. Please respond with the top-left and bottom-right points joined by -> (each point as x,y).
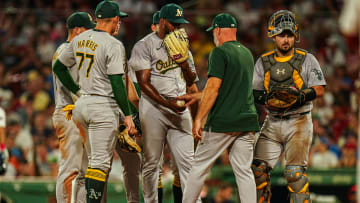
111,22 -> 120,36
164,24 -> 171,35
277,42 -> 294,55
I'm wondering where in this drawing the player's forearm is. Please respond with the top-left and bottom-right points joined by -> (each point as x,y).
312,85 -> 325,97
292,86 -> 320,108
109,74 -> 133,116
139,81 -> 172,109
195,86 -> 218,123
186,84 -> 199,120
179,61 -> 196,86
136,69 -> 173,109
126,75 -> 140,109
53,59 -> 80,95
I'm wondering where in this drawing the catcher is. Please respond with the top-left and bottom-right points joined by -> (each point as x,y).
251,10 -> 326,203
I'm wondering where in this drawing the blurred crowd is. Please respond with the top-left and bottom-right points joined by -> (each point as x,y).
0,0 -> 359,201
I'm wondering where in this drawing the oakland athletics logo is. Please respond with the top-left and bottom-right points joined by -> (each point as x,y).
176,9 -> 183,16
88,189 -> 101,199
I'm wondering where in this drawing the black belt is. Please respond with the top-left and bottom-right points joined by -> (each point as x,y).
272,111 -> 310,120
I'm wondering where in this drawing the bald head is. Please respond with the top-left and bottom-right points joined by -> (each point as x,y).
212,27 -> 237,47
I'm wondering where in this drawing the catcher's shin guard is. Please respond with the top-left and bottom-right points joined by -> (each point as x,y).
85,167 -> 107,203
251,160 -> 272,203
284,165 -> 311,203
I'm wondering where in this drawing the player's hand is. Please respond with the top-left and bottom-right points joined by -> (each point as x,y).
124,115 -> 136,135
176,92 -> 201,107
192,119 -> 203,141
168,100 -> 187,114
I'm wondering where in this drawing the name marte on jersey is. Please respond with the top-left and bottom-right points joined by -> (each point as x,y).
155,56 -> 178,74
77,40 -> 98,51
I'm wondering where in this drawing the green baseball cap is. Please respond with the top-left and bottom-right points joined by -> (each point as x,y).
152,11 -> 160,25
159,3 -> 189,24
66,12 -> 96,29
95,0 -> 128,19
206,13 -> 237,32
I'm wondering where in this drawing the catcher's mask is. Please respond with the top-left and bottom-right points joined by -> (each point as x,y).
268,10 -> 299,38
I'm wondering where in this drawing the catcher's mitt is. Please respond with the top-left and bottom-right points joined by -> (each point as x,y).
62,104 -> 74,120
117,125 -> 141,153
266,85 -> 299,110
163,28 -> 189,63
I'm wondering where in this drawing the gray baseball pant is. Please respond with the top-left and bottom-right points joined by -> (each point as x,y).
182,130 -> 257,203
254,113 -> 313,168
53,109 -> 88,203
139,96 -> 195,203
72,95 -> 141,203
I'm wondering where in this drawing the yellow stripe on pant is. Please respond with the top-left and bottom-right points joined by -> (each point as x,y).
85,168 -> 107,182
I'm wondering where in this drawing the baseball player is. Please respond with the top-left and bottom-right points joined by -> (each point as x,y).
53,1 -> 136,202
51,12 -> 95,203
179,13 -> 260,203
126,10 -> 184,203
0,106 -> 8,175
251,10 -> 326,203
128,3 -> 198,203
150,10 -> 184,203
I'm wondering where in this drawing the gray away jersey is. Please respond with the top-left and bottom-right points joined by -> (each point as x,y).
52,42 -> 78,109
252,52 -> 326,115
58,29 -> 126,97
128,32 -> 197,98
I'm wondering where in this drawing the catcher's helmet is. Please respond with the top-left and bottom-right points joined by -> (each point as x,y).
268,10 -> 299,38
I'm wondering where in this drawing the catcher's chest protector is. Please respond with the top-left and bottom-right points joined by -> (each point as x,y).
261,48 -> 306,93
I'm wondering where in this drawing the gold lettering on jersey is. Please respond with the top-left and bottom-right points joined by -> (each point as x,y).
77,40 -> 98,51
155,56 -> 178,74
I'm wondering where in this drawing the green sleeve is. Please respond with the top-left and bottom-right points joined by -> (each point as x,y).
128,81 -> 140,113
109,74 -> 132,116
133,82 -> 141,97
53,59 -> 80,94
207,48 -> 226,79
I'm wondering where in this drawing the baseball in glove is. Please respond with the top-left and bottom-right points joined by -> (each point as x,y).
163,28 -> 189,63
266,85 -> 300,110
117,125 -> 141,153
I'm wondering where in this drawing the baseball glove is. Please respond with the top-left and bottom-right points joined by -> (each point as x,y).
62,104 -> 74,120
117,125 -> 141,153
163,28 -> 189,63
266,85 -> 300,110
